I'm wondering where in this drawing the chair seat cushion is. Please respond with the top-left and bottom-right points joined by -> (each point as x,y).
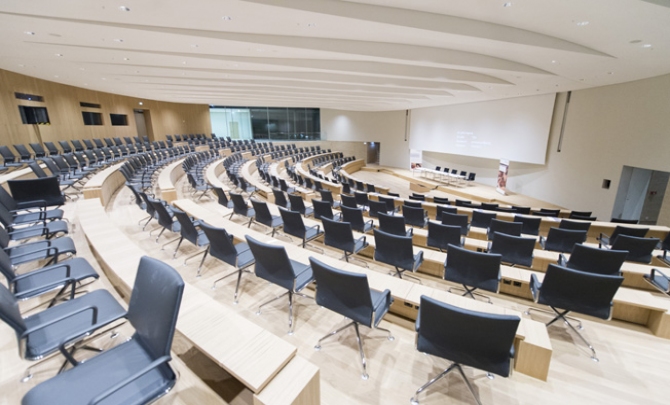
23,289 -> 126,359
9,220 -> 69,241
7,237 -> 76,265
291,260 -> 314,291
22,338 -> 175,405
14,208 -> 64,224
14,258 -> 98,298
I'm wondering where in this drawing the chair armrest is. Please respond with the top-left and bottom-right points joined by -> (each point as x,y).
7,246 -> 60,260
88,355 -> 172,405
557,254 -> 567,267
539,236 -> 546,250
408,227 -> 414,236
529,274 -> 541,302
8,226 -> 49,238
13,263 -> 72,281
599,232 -> 610,248
21,304 -> 98,338
9,199 -> 49,212
355,235 -> 368,247
13,277 -> 77,300
307,224 -> 321,233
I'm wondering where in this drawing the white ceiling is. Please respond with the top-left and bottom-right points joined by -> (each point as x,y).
1,0 -> 669,111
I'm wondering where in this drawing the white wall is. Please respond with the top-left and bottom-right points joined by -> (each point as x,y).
422,74 -> 670,222
321,109 -> 409,168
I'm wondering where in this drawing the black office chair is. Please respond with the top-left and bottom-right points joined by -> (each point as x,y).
536,208 -> 560,217
354,191 -> 370,209
199,223 -> 255,301
373,229 -> 423,282
229,192 -> 255,226
237,176 -> 257,197
313,199 -> 341,221
435,204 -> 457,221
454,199 -> 471,207
287,193 -> 314,217
427,221 -> 463,252
402,205 -> 427,228
368,200 -> 389,218
480,202 -> 499,211
403,200 -> 423,209
249,199 -> 283,236
513,214 -> 541,236
559,219 -> 591,231
279,207 -> 323,251
488,232 -> 535,267
512,206 -> 531,215
319,189 -> 341,209
433,196 -> 450,205
148,198 -> 181,246
444,244 -> 501,302
569,210 -> 592,219
487,219 -> 522,241
321,217 -> 369,267
441,212 -> 470,236
527,264 -> 623,361
212,187 -> 234,209
340,194 -> 359,209
598,225 -> 649,247
377,212 -> 412,237
609,235 -> 660,263
411,295 -> 520,405
341,205 -> 374,233
539,227 -> 588,253
22,256 -> 185,405
246,235 -> 314,334
557,244 -> 627,276
310,257 -> 394,380
1,227 -> 76,268
272,188 -> 291,210
470,210 -> 497,229
378,195 -> 399,213
611,218 -> 639,224
656,232 -> 670,265
172,208 -> 209,268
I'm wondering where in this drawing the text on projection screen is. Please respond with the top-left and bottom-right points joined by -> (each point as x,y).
409,93 -> 556,165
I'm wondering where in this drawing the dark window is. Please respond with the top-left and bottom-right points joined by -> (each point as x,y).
82,111 -> 103,126
80,102 -> 102,108
15,92 -> 44,102
110,114 -> 128,126
18,106 -> 50,124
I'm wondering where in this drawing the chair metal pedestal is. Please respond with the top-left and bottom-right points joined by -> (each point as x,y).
410,362 -> 482,405
255,290 -> 314,335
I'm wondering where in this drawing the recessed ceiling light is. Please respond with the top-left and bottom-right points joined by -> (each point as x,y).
575,21 -> 589,26
503,2 -> 512,7
25,31 -> 35,35
119,6 -> 130,11
607,71 -> 614,75
629,39 -> 642,44
139,101 -> 143,105
551,60 -> 558,64
55,53 -> 63,57
307,23 -> 316,27
642,44 -> 653,48
114,38 -> 124,42
222,16 -> 232,20
123,57 -> 129,61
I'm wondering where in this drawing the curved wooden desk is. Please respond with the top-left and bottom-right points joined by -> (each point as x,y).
82,162 -> 126,206
157,158 -> 185,203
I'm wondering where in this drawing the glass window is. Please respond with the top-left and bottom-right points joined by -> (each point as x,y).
210,106 -> 320,141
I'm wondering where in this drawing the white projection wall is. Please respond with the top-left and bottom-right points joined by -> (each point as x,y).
409,94 -> 556,164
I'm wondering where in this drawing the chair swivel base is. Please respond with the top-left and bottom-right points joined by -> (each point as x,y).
256,290 -> 314,335
211,267 -> 253,304
448,285 -> 492,304
314,319 -> 394,380
389,268 -> 422,284
410,362 -> 483,405
526,306 -> 597,362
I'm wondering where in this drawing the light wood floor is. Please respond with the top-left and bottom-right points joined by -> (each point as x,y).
3,169 -> 670,405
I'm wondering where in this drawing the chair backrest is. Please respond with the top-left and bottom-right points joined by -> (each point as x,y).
29,143 -> 46,157
149,198 -> 175,230
611,218 -> 639,224
0,282 -> 26,336
444,245 -> 501,293
480,203 -> 499,211
433,196 -> 450,205
569,211 -> 592,219
44,142 -> 59,154
341,205 -> 367,230
378,196 -> 397,212
319,189 -> 336,205
378,212 -> 408,236
0,146 -> 17,163
368,200 -> 388,218
471,210 -> 497,229
340,194 -> 358,209
58,141 -> 72,153
373,229 -> 416,270
441,212 -> 469,235
8,177 -> 65,207
543,227 -> 587,253
310,257 -> 374,326
427,221 -> 462,251
0,204 -> 16,227
126,256 -> 184,359
272,188 -> 290,209
250,198 -> 276,225
609,225 -> 649,244
287,193 -> 307,214
416,295 -> 519,377
278,207 -> 306,239
199,222 -> 240,267
212,187 -> 231,207
172,208 -> 201,245
0,186 -> 18,210
403,200 -> 423,209
455,199 -> 471,207
435,204 -> 457,221
13,144 -> 31,160
489,232 -> 535,267
230,192 -> 250,215
559,219 -> 591,231
537,264 -> 623,320
610,235 -> 660,263
246,235 -> 299,291
322,217 -> 355,252
512,215 -> 541,236
487,219 -> 522,240
313,199 -> 336,220
539,208 -> 560,216
402,205 -> 426,227
566,244 -> 627,275
0,249 -> 17,284
512,206 -> 531,214
354,191 -> 369,206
